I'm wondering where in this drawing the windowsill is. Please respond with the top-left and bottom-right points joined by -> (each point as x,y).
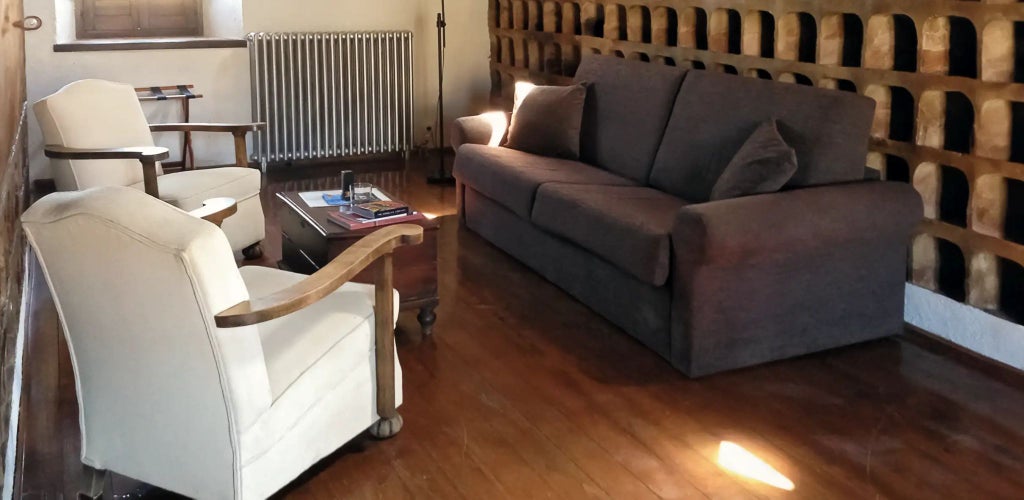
53,37 -> 247,52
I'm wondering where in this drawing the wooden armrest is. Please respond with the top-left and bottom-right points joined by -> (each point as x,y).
189,197 -> 237,227
149,122 -> 266,133
150,123 -> 266,168
44,145 -> 166,198
215,224 -> 425,328
217,223 -> 422,438
44,145 -> 170,162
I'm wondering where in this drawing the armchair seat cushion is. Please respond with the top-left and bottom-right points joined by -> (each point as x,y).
453,144 -> 636,219
238,266 -> 400,400
131,167 -> 261,211
532,184 -> 688,286
236,266 -> 402,494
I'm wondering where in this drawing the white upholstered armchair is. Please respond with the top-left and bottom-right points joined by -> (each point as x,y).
34,79 -> 267,258
21,187 -> 422,499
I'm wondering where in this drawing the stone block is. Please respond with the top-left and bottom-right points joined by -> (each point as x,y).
976,99 -> 1012,160
741,12 -> 762,56
914,162 -> 941,219
819,14 -> 844,66
972,174 -> 1008,238
982,20 -> 1013,82
912,234 -> 939,290
968,251 -> 1001,309
865,15 -> 895,70
678,7 -> 702,49
543,1 -> 561,33
709,9 -> 731,53
916,90 -> 946,149
864,84 -> 892,139
921,17 -> 950,74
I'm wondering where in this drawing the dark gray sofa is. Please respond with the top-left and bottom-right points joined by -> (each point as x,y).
451,55 -> 922,377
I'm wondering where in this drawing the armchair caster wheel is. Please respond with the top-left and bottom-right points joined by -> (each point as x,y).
417,305 -> 437,336
242,242 -> 264,260
369,414 -> 404,439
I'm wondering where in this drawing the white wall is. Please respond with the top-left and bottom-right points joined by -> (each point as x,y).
905,285 -> 1024,370
25,0 -> 492,179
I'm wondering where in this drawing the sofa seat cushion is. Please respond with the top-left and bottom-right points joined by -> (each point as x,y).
132,167 -> 262,211
453,144 -> 636,218
532,184 -> 688,286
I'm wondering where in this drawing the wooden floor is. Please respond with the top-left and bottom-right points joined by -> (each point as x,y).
15,156 -> 1024,499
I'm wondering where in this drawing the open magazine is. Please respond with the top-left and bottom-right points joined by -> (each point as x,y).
298,188 -> 392,208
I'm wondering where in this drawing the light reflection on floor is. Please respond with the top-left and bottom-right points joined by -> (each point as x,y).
717,441 -> 796,491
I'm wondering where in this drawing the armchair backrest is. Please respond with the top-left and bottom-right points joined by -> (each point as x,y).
34,80 -> 156,192
21,187 -> 272,498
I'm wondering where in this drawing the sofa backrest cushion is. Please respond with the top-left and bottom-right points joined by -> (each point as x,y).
648,71 -> 876,203
573,55 -> 687,183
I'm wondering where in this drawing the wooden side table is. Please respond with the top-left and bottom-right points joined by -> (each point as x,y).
276,191 -> 440,334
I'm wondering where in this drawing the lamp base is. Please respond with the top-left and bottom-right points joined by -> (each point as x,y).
426,174 -> 456,185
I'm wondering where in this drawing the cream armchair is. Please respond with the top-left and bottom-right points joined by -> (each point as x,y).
21,187 -> 422,499
34,79 -> 267,258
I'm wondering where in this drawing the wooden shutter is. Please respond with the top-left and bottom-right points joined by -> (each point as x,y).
77,0 -> 202,39
78,0 -> 135,38
138,0 -> 201,36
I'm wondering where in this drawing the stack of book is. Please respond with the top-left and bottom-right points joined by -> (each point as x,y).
351,200 -> 409,219
327,199 -> 425,229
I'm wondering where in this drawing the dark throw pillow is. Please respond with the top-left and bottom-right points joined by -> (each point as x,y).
710,120 -> 798,201
506,83 -> 587,160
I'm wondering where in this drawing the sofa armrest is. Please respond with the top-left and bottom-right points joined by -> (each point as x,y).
672,181 -> 923,268
668,180 -> 922,377
451,112 -> 510,150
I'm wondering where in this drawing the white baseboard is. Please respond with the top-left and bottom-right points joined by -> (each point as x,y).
905,284 -> 1024,371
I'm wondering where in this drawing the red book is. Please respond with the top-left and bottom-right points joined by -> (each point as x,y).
327,210 -> 426,230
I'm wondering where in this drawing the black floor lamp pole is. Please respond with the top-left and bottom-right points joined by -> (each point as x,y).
427,0 -> 456,185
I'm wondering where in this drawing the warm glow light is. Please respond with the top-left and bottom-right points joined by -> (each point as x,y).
480,111 -> 509,147
422,212 -> 438,220
513,81 -> 537,115
717,441 -> 795,491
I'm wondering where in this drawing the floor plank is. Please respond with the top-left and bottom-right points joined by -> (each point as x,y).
15,156 -> 1024,499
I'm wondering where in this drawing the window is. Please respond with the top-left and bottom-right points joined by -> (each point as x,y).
77,0 -> 203,39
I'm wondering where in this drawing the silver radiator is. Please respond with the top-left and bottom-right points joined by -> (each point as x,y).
248,31 -> 414,165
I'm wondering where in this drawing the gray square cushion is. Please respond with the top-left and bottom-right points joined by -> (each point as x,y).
453,144 -> 636,219
710,119 -> 799,200
573,55 -> 687,183
649,71 -> 875,203
532,184 -> 688,286
506,83 -> 588,159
